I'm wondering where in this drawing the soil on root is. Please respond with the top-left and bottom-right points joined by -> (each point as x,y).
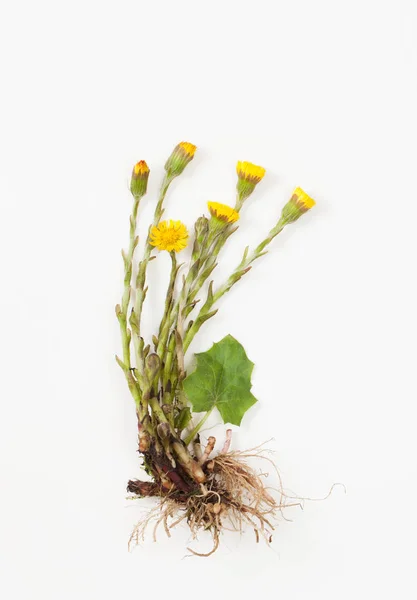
127,445 -> 302,557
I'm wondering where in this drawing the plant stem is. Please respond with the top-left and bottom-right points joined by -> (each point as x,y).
158,251 -> 178,339
157,252 -> 180,391
117,196 -> 141,369
183,218 -> 288,353
162,226 -> 239,390
162,331 -> 176,391
184,407 -> 214,445
133,174 -> 173,377
116,195 -> 144,400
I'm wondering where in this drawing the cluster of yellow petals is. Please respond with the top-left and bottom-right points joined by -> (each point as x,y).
207,202 -> 240,224
236,161 -> 266,183
150,220 -> 189,253
178,141 -> 197,158
292,187 -> 316,210
133,160 -> 150,176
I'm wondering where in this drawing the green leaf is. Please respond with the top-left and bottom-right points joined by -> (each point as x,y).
183,334 -> 257,426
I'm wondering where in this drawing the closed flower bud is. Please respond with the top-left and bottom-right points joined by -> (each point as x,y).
194,215 -> 210,239
192,216 -> 210,259
236,161 -> 266,206
280,187 -> 316,224
207,201 -> 239,234
164,141 -> 197,177
130,160 -> 150,198
194,215 -> 209,244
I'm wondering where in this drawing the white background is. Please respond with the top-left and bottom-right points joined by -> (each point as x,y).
1,0 -> 416,598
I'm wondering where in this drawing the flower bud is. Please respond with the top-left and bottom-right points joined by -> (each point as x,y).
130,160 -> 150,198
164,141 -> 197,177
207,201 -> 239,235
208,201 -> 239,225
280,187 -> 316,224
236,161 -> 266,205
195,215 -> 210,238
191,216 -> 210,260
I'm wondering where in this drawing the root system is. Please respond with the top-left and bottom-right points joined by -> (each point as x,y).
127,440 -> 302,556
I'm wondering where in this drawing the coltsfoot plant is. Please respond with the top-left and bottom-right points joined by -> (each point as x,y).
116,142 -> 316,556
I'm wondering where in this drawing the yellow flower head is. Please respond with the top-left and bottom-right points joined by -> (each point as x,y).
130,160 -> 150,198
165,141 -> 197,177
236,161 -> 266,205
207,201 -> 240,224
291,187 -> 316,210
236,161 -> 266,184
150,220 -> 189,252
133,160 -> 150,177
178,142 -> 197,158
281,187 -> 316,224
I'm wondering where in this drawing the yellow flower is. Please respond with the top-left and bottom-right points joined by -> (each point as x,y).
150,220 -> 189,252
178,142 -> 197,158
280,187 -> 316,224
133,160 -> 150,176
165,141 -> 197,177
236,161 -> 266,206
236,161 -> 266,184
130,160 -> 150,198
291,187 -> 316,210
207,201 -> 240,224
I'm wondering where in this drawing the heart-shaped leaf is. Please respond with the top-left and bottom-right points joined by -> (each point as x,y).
183,334 -> 257,426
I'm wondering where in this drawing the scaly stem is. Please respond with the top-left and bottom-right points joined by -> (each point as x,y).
119,196 -> 141,367
156,254 -> 199,361
163,225 -> 238,389
183,217 -> 288,353
162,331 -> 176,391
116,195 -> 142,396
132,174 -> 173,377
182,187 -> 257,316
158,252 -> 178,340
184,226 -> 235,311
157,252 -> 180,390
